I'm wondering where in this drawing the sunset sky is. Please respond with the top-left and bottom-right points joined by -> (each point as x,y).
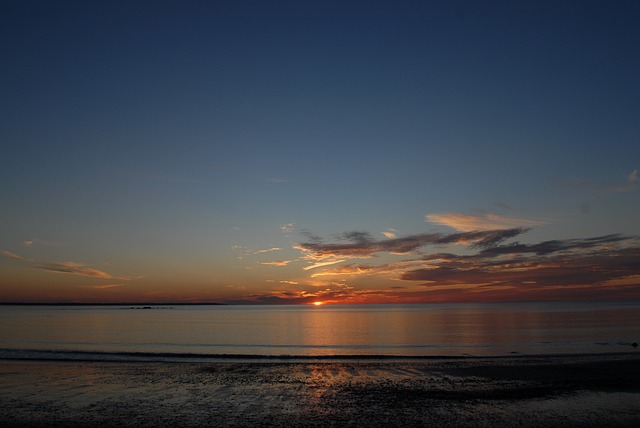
1,0 -> 639,304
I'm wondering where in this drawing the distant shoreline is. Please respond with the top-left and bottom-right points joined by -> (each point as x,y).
0,302 -> 227,306
2,300 -> 640,306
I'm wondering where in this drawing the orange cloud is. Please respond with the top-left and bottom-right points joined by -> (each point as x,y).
81,283 -> 126,289
426,212 -> 545,232
286,225 -> 640,303
381,228 -> 398,239
303,259 -> 346,271
310,264 -> 376,277
259,260 -> 292,266
255,247 -> 282,254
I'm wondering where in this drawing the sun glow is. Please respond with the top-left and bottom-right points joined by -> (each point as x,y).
312,301 -> 324,306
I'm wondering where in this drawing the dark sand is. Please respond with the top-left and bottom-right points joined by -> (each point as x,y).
1,354 -> 639,427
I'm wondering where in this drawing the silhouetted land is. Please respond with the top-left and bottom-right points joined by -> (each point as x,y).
0,302 -> 226,306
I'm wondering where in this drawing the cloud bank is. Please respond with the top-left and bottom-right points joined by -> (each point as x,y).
294,228 -> 527,262
247,214 -> 640,303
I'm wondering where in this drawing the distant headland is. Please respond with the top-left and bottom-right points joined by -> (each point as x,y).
0,302 -> 227,306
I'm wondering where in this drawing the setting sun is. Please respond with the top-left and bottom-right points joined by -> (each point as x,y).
312,301 -> 324,306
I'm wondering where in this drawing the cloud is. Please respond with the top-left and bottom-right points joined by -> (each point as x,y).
280,223 -> 295,234
628,169 -> 639,183
303,259 -> 347,270
478,234 -> 629,256
400,234 -> 640,290
340,231 -> 373,243
226,283 -> 364,305
36,261 -> 131,280
250,211 -> 640,303
403,250 -> 640,288
426,212 -> 545,232
310,264 -> 376,277
2,251 -> 24,261
286,220 -> 640,301
81,283 -> 126,289
259,260 -> 292,266
3,251 -> 132,280
22,239 -> 58,247
226,281 -> 432,305
255,247 -> 282,254
381,228 -> 398,239
294,228 -> 527,261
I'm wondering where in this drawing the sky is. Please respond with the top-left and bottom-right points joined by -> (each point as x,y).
1,0 -> 639,304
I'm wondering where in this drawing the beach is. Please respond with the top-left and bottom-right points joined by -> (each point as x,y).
1,354 -> 639,427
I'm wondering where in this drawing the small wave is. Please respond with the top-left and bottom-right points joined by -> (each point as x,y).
0,348 -> 476,362
1,347 -> 636,363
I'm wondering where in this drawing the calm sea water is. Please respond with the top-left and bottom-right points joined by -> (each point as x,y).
1,302 -> 639,360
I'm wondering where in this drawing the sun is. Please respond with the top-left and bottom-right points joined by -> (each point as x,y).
312,301 -> 324,306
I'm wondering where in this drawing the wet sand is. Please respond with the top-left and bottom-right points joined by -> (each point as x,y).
1,354 -> 639,427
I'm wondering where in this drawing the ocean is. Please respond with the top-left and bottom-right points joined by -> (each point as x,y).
1,302 -> 639,361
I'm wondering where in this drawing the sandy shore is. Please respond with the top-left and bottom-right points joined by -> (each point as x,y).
1,354 -> 639,427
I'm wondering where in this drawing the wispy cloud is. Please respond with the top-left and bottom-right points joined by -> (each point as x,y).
302,259 -> 347,271
310,264 -> 376,277
2,251 -> 23,261
3,251 -> 132,281
255,247 -> 282,254
259,260 -> 292,267
22,239 -> 59,247
426,212 -> 545,232
628,169 -> 639,183
280,223 -> 295,234
81,283 -> 126,289
35,261 -> 130,279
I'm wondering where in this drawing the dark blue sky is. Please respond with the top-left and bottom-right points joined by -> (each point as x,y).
1,1 -> 639,303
